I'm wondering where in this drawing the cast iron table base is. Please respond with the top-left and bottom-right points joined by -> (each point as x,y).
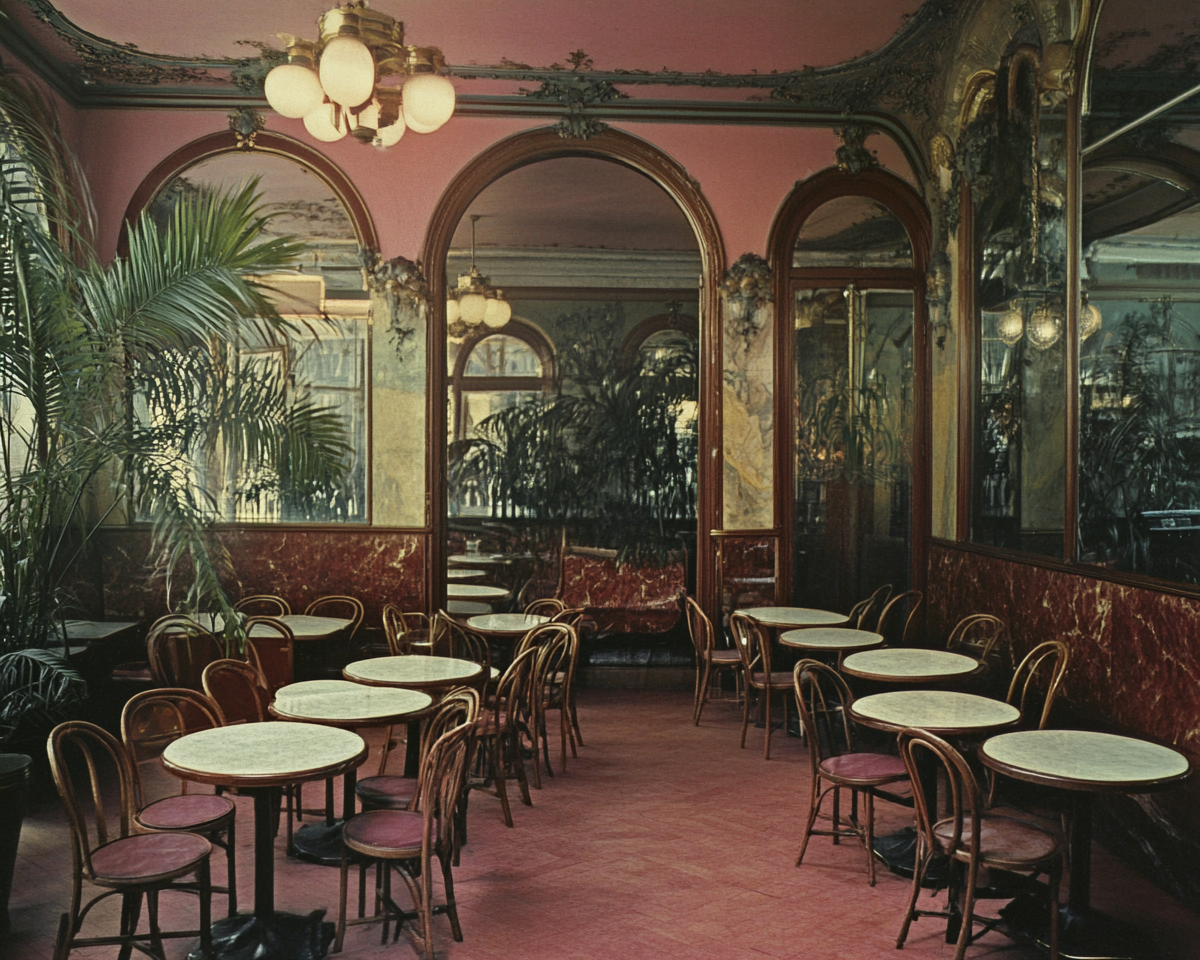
188,912 -> 334,960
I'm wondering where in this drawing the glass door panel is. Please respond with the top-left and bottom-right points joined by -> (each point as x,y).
793,287 -> 913,612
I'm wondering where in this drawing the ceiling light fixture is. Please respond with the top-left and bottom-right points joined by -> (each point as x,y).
448,216 -> 511,335
263,2 -> 455,150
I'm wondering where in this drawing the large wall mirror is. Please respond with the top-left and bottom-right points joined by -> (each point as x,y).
442,157 -> 702,598
1075,0 -> 1200,585
137,147 -> 371,525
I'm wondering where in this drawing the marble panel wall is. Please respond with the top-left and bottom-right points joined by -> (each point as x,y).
723,297 -> 774,529
94,527 -> 425,627
927,541 -> 1200,751
717,537 -> 777,621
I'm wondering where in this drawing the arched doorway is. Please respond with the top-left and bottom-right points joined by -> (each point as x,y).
421,127 -> 725,613
768,167 -> 931,615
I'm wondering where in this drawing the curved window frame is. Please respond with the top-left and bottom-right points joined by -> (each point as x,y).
450,319 -> 556,442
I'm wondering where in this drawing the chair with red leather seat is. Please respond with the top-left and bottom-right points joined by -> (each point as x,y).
48,720 -> 214,960
120,688 -> 238,916
730,611 -> 794,759
792,660 -> 910,885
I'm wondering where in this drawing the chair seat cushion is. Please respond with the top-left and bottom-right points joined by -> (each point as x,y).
750,671 -> 794,686
343,809 -> 424,857
356,775 -> 416,809
137,794 -> 235,830
821,752 -> 908,784
933,814 -> 1059,865
91,831 -> 211,882
708,650 -> 741,664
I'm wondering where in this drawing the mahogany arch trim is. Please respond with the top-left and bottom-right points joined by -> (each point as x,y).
118,131 -> 378,256
618,311 -> 699,370
451,318 -> 557,384
765,166 -> 932,278
420,125 -> 726,617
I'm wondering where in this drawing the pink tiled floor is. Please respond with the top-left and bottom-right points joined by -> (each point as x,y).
6,689 -> 1200,959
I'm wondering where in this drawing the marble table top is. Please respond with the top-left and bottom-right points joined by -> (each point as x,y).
162,721 -> 366,787
192,613 -> 350,640
270,680 -> 433,727
448,553 -> 512,565
344,655 -> 483,689
841,648 -> 980,683
446,568 -> 486,580
980,729 -> 1192,792
467,613 -> 548,636
447,600 -> 492,616
780,627 -> 884,651
851,690 -> 1020,735
446,583 -> 511,601
741,606 -> 849,629
63,620 -> 138,641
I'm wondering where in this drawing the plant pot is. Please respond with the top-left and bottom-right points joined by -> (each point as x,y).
0,754 -> 32,933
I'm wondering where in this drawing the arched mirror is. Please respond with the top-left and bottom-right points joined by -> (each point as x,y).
778,171 -> 929,614
443,156 -> 702,601
138,148 -> 370,524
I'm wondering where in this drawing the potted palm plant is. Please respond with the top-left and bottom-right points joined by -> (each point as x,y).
0,63 -> 351,928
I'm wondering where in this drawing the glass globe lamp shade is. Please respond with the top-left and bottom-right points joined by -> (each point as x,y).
459,292 -> 487,326
402,74 -> 456,133
374,119 -> 406,148
303,102 -> 346,142
264,63 -> 325,118
1080,300 -> 1102,340
446,298 -> 461,324
319,36 -> 376,107
997,307 -> 1024,346
1027,302 -> 1062,349
483,297 -> 512,328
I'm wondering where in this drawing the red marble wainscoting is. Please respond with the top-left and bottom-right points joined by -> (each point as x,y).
91,526 -> 426,626
927,539 -> 1200,911
716,536 -> 778,621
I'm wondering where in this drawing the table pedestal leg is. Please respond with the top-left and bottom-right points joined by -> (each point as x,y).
192,787 -> 335,960
1000,793 -> 1161,960
403,718 -> 422,778
292,770 -> 358,867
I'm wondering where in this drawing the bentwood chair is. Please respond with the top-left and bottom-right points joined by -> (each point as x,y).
470,646 -> 537,827
792,661 -> 909,885
875,590 -> 923,646
847,584 -> 893,630
48,721 -> 214,960
946,614 -> 1010,696
147,617 -> 225,691
730,611 -> 793,760
383,608 -> 432,655
234,594 -> 291,618
306,596 -> 366,677
685,597 -> 741,726
524,597 -> 565,618
432,612 -> 493,686
334,722 -> 474,958
526,624 -> 578,780
549,607 -> 587,749
895,728 -> 1062,960
242,617 -> 296,695
120,689 -> 238,916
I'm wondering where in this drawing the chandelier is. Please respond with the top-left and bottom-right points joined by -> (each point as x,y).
263,2 -> 455,149
995,293 -> 1102,349
447,216 -> 511,335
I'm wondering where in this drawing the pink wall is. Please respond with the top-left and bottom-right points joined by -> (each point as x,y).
77,107 -> 864,268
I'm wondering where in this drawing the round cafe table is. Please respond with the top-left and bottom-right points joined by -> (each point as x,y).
781,627 -> 883,666
344,656 -> 484,778
466,613 -> 548,637
980,729 -> 1191,960
446,568 -> 486,581
161,722 -> 367,960
446,583 -> 511,602
269,681 -> 435,865
741,606 -> 849,629
850,690 -> 1020,888
841,648 -> 980,684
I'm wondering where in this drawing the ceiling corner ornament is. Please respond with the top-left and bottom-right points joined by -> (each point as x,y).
360,250 -> 427,354
228,108 -> 265,149
262,2 -> 455,149
834,124 -> 880,174
519,65 -> 629,140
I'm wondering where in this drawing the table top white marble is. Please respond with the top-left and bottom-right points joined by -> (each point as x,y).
851,690 -> 1020,734
448,554 -> 512,565
446,568 -> 486,580
740,606 -> 849,628
841,648 -> 979,682
780,627 -> 884,650
447,600 -> 492,616
980,729 -> 1191,791
446,583 -> 511,600
63,620 -> 138,641
467,613 -> 549,636
271,680 -> 433,726
344,654 -> 483,689
162,721 -> 365,784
